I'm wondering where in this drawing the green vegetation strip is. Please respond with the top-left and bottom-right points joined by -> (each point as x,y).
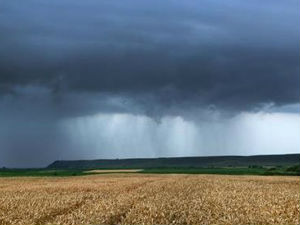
0,169 -> 86,177
0,165 -> 299,177
140,166 -> 300,176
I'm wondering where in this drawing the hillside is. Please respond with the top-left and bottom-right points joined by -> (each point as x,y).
47,154 -> 300,169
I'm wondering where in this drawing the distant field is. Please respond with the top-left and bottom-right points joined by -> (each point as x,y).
85,169 -> 143,173
0,174 -> 299,225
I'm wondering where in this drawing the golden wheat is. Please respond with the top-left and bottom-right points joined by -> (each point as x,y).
0,174 -> 299,225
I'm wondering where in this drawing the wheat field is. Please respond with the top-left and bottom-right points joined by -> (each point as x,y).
0,174 -> 299,225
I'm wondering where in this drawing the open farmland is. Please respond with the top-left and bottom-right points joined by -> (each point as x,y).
0,174 -> 299,225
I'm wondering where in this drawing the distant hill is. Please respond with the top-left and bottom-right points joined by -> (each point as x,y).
47,154 -> 300,169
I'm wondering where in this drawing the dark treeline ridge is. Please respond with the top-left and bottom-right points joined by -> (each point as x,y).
47,154 -> 300,169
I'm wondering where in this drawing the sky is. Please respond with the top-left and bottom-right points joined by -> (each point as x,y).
0,0 -> 299,167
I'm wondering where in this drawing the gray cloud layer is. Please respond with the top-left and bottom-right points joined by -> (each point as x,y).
1,0 -> 299,119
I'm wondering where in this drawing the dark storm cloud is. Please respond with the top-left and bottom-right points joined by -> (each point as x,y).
0,0 -> 300,167
0,0 -> 299,118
